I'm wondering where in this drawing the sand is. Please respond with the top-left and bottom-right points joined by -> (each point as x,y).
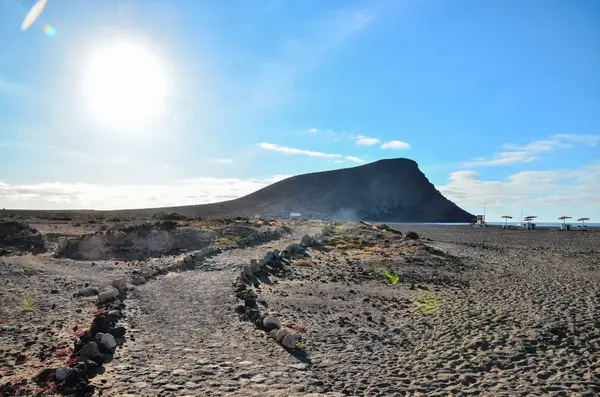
1,218 -> 599,396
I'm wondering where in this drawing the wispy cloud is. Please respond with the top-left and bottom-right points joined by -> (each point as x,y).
380,140 -> 411,150
258,142 -> 364,163
250,8 -> 375,110
355,135 -> 380,146
307,128 -> 319,134
208,158 -> 233,164
464,134 -> 599,167
552,134 -> 600,146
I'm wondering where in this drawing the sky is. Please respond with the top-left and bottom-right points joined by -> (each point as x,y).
0,0 -> 599,222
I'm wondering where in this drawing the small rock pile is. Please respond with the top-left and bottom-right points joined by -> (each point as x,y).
234,233 -> 319,352
39,278 -> 130,396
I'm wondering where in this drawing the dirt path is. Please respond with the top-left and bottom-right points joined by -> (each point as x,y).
98,225 -> 326,397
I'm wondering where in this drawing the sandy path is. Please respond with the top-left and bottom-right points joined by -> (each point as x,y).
98,225 -> 326,397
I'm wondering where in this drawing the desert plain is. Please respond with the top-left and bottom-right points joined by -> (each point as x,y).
0,214 -> 599,396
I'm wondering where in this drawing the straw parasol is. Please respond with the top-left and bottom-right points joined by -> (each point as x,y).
577,217 -> 590,226
558,216 -> 572,225
501,215 -> 513,227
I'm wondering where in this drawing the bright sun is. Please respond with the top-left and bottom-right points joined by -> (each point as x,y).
83,42 -> 168,131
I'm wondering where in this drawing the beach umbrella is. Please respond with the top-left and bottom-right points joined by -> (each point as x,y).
21,0 -> 48,32
558,216 -> 572,225
501,215 -> 513,227
577,217 -> 590,226
524,216 -> 536,224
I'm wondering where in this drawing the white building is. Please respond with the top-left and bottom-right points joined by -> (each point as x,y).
289,212 -> 302,219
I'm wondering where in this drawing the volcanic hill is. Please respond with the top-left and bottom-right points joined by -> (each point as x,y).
133,158 -> 474,222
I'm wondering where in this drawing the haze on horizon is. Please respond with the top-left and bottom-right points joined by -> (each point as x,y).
0,0 -> 598,222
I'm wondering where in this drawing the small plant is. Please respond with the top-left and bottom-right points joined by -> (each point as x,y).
74,329 -> 87,338
333,226 -> 345,234
294,259 -> 313,267
321,222 -> 336,236
382,270 -> 400,285
291,324 -> 308,333
413,293 -> 439,315
217,235 -> 242,247
19,295 -> 37,311
91,307 -> 105,316
55,349 -> 73,357
65,356 -> 78,365
295,342 -> 305,351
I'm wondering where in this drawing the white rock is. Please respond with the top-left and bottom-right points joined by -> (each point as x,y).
262,316 -> 281,330
111,277 -> 128,293
140,268 -> 154,279
282,333 -> 298,349
98,286 -> 119,304
100,333 -> 117,351
275,328 -> 290,342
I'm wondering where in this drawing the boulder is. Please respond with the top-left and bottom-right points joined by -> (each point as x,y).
282,333 -> 298,349
183,255 -> 194,268
275,328 -> 290,342
240,266 -> 254,283
262,316 -> 281,330
130,276 -> 146,286
301,235 -> 315,247
98,286 -> 119,304
140,268 -> 154,279
55,366 -> 73,382
111,278 -> 128,293
109,326 -> 126,338
77,286 -> 98,297
78,342 -> 103,364
286,243 -> 301,254
100,333 -> 117,352
249,259 -> 262,274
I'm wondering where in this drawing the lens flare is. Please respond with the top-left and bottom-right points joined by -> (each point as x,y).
43,24 -> 56,36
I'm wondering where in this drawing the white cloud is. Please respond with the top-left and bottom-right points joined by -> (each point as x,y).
307,128 -> 318,133
552,134 -> 600,146
258,142 -> 364,163
465,134 -> 599,167
208,158 -> 233,164
437,163 -> 600,221
345,156 -> 365,163
0,175 -> 289,210
380,140 -> 411,150
355,135 -> 379,146
258,142 -> 341,158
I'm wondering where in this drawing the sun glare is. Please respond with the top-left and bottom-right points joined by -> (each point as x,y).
83,41 -> 168,131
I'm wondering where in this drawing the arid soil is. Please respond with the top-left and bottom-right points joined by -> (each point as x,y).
1,217 -> 599,396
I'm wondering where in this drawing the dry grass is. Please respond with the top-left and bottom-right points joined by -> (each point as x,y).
294,258 -> 313,267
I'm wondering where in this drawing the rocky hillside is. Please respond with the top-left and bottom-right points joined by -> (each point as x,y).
147,158 -> 474,222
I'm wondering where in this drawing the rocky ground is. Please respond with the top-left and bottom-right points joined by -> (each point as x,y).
1,217 -> 599,396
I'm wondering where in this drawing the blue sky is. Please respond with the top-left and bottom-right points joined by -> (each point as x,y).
1,0 -> 598,221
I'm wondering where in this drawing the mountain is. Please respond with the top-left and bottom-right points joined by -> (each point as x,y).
136,158 -> 474,222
